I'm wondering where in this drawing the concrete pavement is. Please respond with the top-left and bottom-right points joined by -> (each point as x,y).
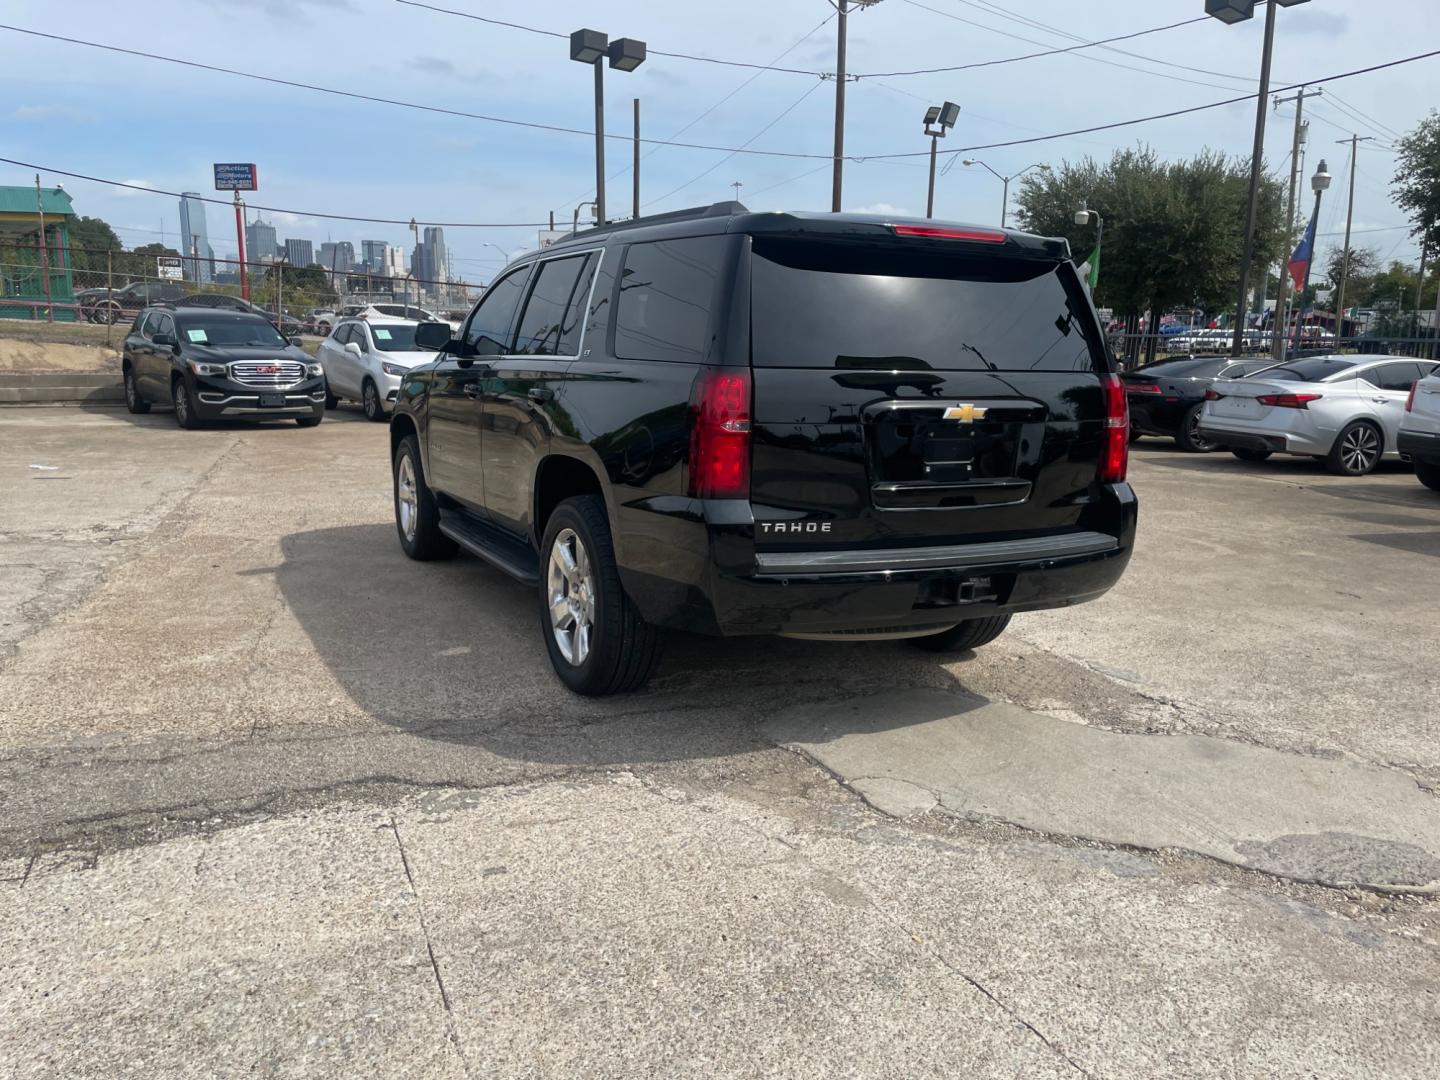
1,406 -> 1437,1077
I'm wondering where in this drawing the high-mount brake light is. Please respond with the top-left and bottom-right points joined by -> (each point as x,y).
1098,373 -> 1129,484
891,224 -> 1007,243
688,370 -> 752,499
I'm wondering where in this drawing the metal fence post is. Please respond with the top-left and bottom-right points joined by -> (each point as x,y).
106,249 -> 114,348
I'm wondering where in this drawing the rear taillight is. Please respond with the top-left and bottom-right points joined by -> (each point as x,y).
1256,393 -> 1322,409
1126,383 -> 1161,395
1099,373 -> 1128,484
891,224 -> 1007,243
1204,388 -> 1222,401
1405,382 -> 1417,412
688,369 -> 752,499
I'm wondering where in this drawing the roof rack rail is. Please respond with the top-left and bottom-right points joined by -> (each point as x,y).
569,200 -> 749,240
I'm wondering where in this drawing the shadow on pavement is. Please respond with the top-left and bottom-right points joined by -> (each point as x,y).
275,524 -> 973,765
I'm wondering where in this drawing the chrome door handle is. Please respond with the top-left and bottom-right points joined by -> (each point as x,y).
1370,397 -> 1389,404
463,383 -> 483,398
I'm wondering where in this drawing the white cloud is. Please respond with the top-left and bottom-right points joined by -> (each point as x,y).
12,104 -> 90,123
846,202 -> 913,217
115,180 -> 158,198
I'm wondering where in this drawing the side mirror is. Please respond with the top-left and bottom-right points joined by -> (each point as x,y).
152,331 -> 177,348
289,336 -> 304,348
344,342 -> 363,357
414,321 -> 454,352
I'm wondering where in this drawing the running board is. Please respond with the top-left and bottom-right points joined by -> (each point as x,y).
438,509 -> 540,585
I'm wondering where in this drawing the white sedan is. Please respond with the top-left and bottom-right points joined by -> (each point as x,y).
317,318 -> 440,421
1198,354 -> 1439,476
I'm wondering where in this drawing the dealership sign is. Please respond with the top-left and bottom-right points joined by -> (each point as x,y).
156,256 -> 184,281
213,163 -> 259,191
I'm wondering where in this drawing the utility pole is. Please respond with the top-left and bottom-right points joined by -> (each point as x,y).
731,180 -> 744,202
830,0 -> 848,212
1230,0 -> 1278,357
1333,134 -> 1374,340
34,174 -> 53,323
1271,86 -> 1321,360
633,98 -> 641,220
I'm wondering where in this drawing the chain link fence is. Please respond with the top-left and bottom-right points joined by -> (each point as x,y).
1,243 -> 481,346
1106,327 -> 1438,370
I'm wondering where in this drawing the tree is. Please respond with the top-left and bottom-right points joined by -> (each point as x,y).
1014,145 -> 1287,352
1393,111 -> 1440,249
66,216 -> 123,272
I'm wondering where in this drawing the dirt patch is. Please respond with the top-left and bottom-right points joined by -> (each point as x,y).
0,338 -> 120,373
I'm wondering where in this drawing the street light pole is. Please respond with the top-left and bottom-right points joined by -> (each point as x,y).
1271,86 -> 1320,359
831,0 -> 848,212
1293,159 -> 1331,350
1229,0 -> 1277,356
962,159 -> 1050,227
571,30 -> 646,227
922,102 -> 959,220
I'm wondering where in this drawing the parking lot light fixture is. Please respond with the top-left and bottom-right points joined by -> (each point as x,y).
571,29 -> 646,226
1293,159 -> 1330,349
922,101 -> 959,219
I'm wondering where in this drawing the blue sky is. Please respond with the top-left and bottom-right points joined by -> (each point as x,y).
1,0 -> 1433,284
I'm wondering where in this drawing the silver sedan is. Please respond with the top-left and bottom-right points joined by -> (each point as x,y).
1198,354 -> 1439,476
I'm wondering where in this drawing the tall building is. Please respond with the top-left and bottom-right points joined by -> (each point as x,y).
284,238 -> 314,267
361,240 -> 387,273
412,226 -> 447,286
381,245 -> 405,279
245,218 -> 278,266
179,192 -> 214,284
318,241 -> 354,273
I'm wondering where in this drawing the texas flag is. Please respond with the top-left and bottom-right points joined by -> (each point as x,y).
1287,209 -> 1318,291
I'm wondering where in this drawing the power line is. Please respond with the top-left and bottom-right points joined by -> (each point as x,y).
893,1 -> 1242,90
0,23 -> 835,161
1324,90 -> 1404,140
394,0 -> 827,76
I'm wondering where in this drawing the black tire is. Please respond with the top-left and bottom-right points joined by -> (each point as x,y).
1415,460 -> 1440,492
323,378 -> 339,410
1129,429 -> 1144,444
172,377 -> 202,430
318,321 -> 331,335
123,366 -> 150,414
1326,420 -> 1382,476
361,378 -> 386,422
1174,403 -> 1215,453
1231,447 -> 1272,463
296,415 -> 322,427
539,495 -> 662,696
393,434 -> 456,561
906,614 -> 1012,654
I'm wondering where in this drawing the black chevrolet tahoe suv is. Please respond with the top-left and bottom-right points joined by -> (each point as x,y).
393,204 -> 1136,695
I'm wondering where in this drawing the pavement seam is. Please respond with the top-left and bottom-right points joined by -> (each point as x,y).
389,812 -> 471,1079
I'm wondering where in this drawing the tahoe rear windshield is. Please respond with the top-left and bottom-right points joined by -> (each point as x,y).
1262,357 -> 1361,382
750,238 -> 1106,372
175,315 -> 287,347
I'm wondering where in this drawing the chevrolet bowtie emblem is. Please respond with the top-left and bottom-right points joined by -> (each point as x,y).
943,403 -> 988,423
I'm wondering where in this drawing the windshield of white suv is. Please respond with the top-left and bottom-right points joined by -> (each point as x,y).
368,324 -> 426,351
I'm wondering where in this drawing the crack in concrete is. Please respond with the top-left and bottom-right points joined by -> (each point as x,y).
389,813 -> 471,1079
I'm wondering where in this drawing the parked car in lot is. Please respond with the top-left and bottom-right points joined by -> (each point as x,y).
316,318 -> 439,421
177,293 -> 304,337
1124,355 -> 1276,451
388,205 -> 1136,695
1398,366 -> 1440,492
1199,355 -> 1440,475
305,308 -> 337,335
77,280 -> 185,324
121,307 -> 325,430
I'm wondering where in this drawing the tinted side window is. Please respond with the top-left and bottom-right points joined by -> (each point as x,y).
140,312 -> 161,338
156,314 -> 174,338
1371,362 -> 1422,392
614,237 -> 727,364
465,267 -> 530,355
514,254 -> 593,356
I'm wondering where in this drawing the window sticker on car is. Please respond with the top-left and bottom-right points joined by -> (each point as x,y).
186,329 -> 209,343
374,328 -> 393,341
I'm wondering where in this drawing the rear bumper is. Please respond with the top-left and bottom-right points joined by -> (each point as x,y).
1398,428 -> 1440,465
1129,398 -> 1190,435
1197,423 -> 1329,455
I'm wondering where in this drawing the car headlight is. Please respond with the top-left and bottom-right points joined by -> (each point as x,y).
306,363 -> 323,377
189,360 -> 229,377
381,362 -> 407,377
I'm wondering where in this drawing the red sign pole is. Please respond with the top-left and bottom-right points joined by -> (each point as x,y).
234,191 -> 249,301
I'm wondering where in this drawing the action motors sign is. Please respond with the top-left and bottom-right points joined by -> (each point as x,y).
213,163 -> 259,191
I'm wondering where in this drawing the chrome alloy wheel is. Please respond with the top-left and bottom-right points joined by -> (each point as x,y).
173,381 -> 188,424
396,453 -> 419,542
547,527 -> 594,666
1340,425 -> 1380,474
